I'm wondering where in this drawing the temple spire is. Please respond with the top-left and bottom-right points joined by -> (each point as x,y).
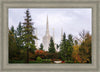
53,28 -> 55,42
42,15 -> 51,51
46,15 -> 49,35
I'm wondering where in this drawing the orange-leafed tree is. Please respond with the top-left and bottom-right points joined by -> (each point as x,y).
35,50 -> 44,55
35,50 -> 46,59
72,40 -> 82,63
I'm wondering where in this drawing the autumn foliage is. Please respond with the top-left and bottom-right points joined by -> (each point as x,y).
72,45 -> 82,63
35,50 -> 45,55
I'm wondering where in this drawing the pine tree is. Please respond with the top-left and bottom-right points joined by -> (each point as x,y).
66,34 -> 74,61
21,9 -> 37,63
39,43 -> 43,50
10,26 -> 17,38
9,30 -> 17,61
60,33 -> 74,61
16,22 -> 24,49
17,22 -> 22,37
10,26 -> 15,34
74,40 -> 78,45
60,33 -> 67,60
49,37 -> 55,53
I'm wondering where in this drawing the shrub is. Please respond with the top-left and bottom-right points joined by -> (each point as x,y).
42,59 -> 52,63
36,56 -> 42,62
44,53 -> 59,59
35,50 -> 60,60
29,52 -> 36,59
65,60 -> 74,63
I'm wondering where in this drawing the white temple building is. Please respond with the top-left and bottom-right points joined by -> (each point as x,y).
35,16 -> 63,52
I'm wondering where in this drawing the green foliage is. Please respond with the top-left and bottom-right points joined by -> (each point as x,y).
15,22 -> 24,49
48,37 -> 55,53
10,26 -> 17,38
46,53 -> 59,59
36,56 -> 42,62
39,43 -> 43,50
65,60 -> 74,63
9,30 -> 18,60
21,9 -> 37,48
75,40 -> 78,45
56,44 -> 59,49
59,33 -> 67,60
10,26 -> 15,34
59,33 -> 74,61
42,59 -> 52,63
66,34 -> 74,61
17,22 -> 22,37
21,9 -> 37,63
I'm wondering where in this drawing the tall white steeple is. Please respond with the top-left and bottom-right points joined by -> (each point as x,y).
42,15 -> 51,51
53,28 -> 55,42
46,15 -> 50,35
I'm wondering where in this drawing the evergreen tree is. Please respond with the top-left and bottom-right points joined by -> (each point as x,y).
56,44 -> 59,49
10,26 -> 15,33
39,43 -> 43,50
60,33 -> 67,60
74,40 -> 78,45
66,34 -> 74,61
16,22 -> 24,49
48,37 -> 55,53
17,22 -> 22,37
10,26 -> 17,38
60,33 -> 74,61
10,26 -> 19,39
21,9 -> 37,63
9,30 -> 18,61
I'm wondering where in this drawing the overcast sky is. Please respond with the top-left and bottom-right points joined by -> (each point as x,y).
8,8 -> 92,48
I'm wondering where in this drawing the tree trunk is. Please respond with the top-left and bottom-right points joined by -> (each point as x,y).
26,47 -> 29,63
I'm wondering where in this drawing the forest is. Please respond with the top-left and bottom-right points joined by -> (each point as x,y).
9,9 -> 92,63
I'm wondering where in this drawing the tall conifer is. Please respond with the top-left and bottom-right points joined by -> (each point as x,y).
22,9 -> 37,63
49,37 -> 55,53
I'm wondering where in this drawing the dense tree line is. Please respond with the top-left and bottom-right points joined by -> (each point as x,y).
58,31 -> 91,63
